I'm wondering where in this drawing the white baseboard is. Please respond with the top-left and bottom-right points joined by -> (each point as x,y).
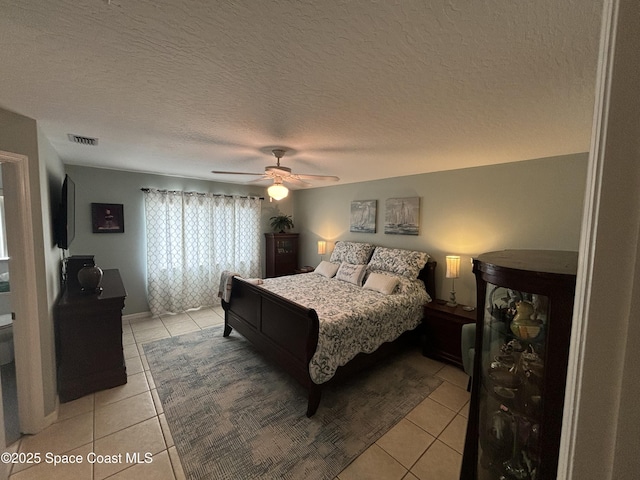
123,311 -> 153,322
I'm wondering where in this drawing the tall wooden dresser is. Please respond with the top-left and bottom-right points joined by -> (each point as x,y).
55,268 -> 127,402
265,233 -> 299,277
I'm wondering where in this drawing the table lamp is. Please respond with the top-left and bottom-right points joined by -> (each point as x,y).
445,255 -> 460,307
317,240 -> 327,261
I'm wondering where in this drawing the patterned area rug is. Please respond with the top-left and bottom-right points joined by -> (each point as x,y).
144,326 -> 442,480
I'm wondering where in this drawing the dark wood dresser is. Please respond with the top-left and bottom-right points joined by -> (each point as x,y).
55,268 -> 127,402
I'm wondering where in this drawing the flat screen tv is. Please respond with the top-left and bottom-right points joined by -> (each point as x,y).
56,174 -> 75,250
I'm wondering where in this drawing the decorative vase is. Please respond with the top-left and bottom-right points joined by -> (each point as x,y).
78,264 -> 103,293
510,300 -> 542,340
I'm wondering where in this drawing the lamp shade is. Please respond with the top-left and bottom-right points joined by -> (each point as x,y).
445,255 -> 461,279
267,182 -> 289,201
317,240 -> 327,255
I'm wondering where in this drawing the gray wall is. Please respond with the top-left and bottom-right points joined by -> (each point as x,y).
67,153 -> 587,314
36,127 -> 66,416
64,165 -> 286,314
293,153 -> 589,306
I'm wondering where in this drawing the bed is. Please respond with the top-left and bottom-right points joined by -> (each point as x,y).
221,242 -> 436,416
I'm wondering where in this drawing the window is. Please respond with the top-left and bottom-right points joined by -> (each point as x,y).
143,189 -> 262,315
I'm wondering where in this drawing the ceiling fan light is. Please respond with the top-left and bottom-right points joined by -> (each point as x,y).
268,183 -> 289,201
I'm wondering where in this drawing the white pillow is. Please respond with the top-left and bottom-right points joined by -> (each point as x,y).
363,272 -> 400,295
314,260 -> 340,278
335,262 -> 367,286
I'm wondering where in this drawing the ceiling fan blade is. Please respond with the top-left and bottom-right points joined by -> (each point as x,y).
246,176 -> 270,184
211,170 -> 264,176
284,176 -> 312,187
295,173 -> 340,181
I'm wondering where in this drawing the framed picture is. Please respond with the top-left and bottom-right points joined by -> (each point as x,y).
384,197 -> 419,235
91,203 -> 124,233
350,200 -> 377,233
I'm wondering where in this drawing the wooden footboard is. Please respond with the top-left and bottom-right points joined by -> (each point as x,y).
222,277 -> 321,416
221,260 -> 436,417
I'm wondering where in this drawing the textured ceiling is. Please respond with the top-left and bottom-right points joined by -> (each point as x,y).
0,0 -> 603,188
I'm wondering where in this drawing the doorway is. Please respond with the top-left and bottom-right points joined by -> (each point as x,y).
0,150 -> 49,458
0,166 -> 19,446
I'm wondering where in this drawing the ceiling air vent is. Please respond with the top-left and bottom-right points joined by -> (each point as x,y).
67,134 -> 98,146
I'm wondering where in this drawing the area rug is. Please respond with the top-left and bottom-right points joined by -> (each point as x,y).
144,326 -> 442,480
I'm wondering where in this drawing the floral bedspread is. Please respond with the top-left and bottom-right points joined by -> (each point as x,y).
259,273 -> 430,384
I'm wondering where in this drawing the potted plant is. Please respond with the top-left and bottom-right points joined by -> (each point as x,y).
270,214 -> 294,233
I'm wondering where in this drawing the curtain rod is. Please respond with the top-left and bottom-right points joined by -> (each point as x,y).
140,188 -> 264,200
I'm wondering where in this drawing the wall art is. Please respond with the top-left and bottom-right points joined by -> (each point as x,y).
91,203 -> 124,233
384,197 -> 419,235
350,200 -> 377,233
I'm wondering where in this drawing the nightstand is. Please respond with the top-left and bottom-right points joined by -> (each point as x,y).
422,300 -> 476,368
295,266 -> 315,274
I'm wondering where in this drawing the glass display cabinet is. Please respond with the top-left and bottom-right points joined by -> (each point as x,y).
461,250 -> 578,480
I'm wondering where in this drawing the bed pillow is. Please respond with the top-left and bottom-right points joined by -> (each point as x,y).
329,241 -> 375,265
314,260 -> 340,278
368,247 -> 430,280
363,272 -> 400,295
335,262 -> 367,286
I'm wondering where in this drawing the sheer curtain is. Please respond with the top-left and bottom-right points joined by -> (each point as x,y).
143,189 -> 262,315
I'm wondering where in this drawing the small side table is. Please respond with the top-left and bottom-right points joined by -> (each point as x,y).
422,300 -> 476,368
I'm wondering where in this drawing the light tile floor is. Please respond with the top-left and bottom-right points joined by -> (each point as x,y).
5,306 -> 469,480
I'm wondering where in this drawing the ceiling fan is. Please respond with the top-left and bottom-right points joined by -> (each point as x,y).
211,148 -> 339,200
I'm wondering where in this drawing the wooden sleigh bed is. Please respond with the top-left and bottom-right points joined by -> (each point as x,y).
221,246 -> 436,417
